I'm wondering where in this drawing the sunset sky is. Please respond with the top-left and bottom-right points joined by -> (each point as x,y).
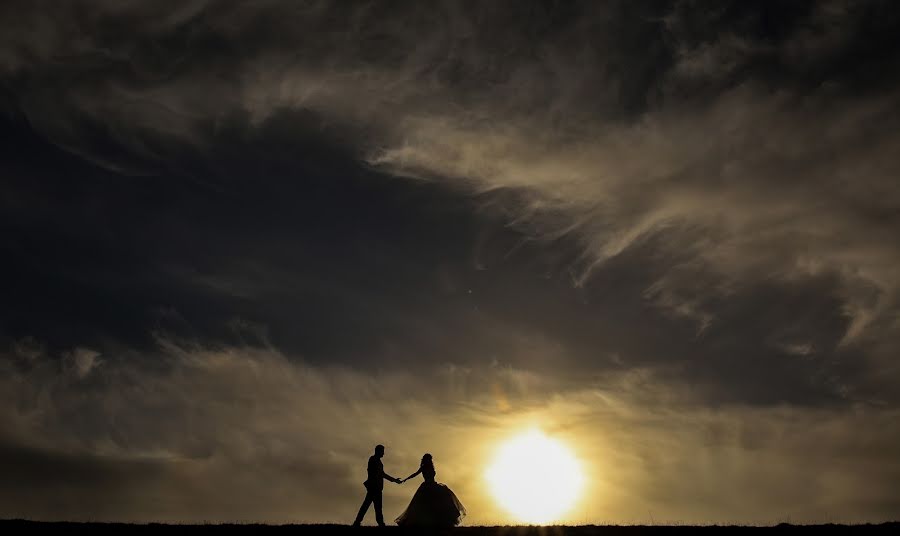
2,0 -> 900,526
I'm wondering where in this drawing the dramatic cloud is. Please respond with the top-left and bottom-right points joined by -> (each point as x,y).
2,0 -> 899,524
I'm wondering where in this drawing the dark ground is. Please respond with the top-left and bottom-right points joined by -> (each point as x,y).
2,521 -> 898,535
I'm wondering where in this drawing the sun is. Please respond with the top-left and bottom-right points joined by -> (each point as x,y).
485,429 -> 584,524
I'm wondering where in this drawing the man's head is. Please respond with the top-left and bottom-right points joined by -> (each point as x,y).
375,444 -> 385,458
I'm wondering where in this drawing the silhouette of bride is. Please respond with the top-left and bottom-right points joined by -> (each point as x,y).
395,453 -> 466,527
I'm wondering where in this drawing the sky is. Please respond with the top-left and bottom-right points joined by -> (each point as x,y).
1,0 -> 900,525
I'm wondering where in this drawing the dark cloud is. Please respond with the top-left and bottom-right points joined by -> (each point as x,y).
2,0 -> 900,524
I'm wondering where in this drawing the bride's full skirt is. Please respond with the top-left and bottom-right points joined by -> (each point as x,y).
396,481 -> 466,527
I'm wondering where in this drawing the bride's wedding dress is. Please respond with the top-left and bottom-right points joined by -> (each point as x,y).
396,464 -> 466,527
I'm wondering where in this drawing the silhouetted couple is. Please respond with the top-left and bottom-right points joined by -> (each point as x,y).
353,444 -> 466,527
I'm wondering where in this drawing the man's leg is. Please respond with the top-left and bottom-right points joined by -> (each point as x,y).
373,491 -> 385,526
353,492 -> 373,526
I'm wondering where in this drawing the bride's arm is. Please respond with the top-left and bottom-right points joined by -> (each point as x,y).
403,468 -> 422,481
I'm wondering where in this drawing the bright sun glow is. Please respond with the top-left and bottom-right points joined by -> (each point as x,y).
485,429 -> 584,524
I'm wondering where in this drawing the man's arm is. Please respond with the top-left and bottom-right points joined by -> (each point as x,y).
382,470 -> 401,484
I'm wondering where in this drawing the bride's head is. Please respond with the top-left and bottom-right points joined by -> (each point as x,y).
421,453 -> 433,469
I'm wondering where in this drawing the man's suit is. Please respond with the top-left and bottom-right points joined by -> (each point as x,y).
353,455 -> 390,525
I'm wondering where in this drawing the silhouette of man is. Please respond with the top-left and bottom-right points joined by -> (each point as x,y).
353,444 -> 401,526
